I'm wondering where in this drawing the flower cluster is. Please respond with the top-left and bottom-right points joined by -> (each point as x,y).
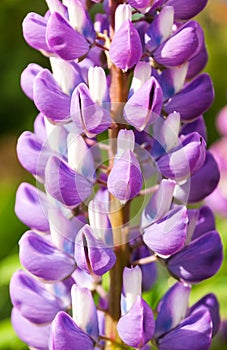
11,0 -> 223,349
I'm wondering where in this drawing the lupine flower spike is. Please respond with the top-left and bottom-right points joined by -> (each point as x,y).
12,0 -> 222,349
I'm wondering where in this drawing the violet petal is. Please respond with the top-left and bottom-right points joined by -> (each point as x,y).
155,282 -> 191,338
46,12 -> 89,60
109,20 -> 142,71
143,206 -> 188,257
75,225 -> 116,276
117,296 -> 155,348
167,231 -> 223,283
50,311 -> 94,350
124,77 -> 163,131
19,230 -> 76,281
34,69 -> 71,123
10,270 -> 62,324
11,308 -> 50,350
107,150 -> 143,201
157,132 -> 206,181
165,73 -> 214,122
15,182 -> 49,232
166,0 -> 208,21
45,156 -> 93,208
70,83 -> 111,136
22,12 -> 50,53
190,293 -> 220,337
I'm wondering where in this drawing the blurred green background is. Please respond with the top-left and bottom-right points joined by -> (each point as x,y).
0,0 -> 227,349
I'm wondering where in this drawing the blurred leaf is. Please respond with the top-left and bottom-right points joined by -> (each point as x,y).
0,318 -> 27,349
0,253 -> 21,286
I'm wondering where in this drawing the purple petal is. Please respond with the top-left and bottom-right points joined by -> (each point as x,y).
75,225 -> 116,276
20,63 -> 43,100
166,0 -> 208,20
34,113 -> 48,142
165,73 -> 214,122
46,12 -> 89,60
192,206 -> 215,241
45,156 -> 93,208
11,308 -> 50,350
33,69 -> 71,123
181,115 -> 207,142
158,132 -> 206,181
190,294 -> 220,337
144,206 -> 188,257
155,282 -> 191,338
175,151 -> 220,204
141,179 -> 175,228
187,45 -> 208,80
10,270 -> 62,324
22,12 -> 50,53
19,230 -> 76,281
17,131 -> 51,180
128,0 -> 151,10
153,23 -> 199,67
167,231 -> 223,283
145,6 -> 174,52
117,296 -> 155,348
70,83 -> 111,136
107,150 -> 143,201
15,182 -> 49,232
109,20 -> 142,71
158,308 -> 212,350
50,311 -> 94,350
124,77 -> 163,131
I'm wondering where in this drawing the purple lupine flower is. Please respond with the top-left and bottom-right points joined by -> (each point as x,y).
117,267 -> 155,347
109,20 -> 142,71
12,0 -> 223,348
